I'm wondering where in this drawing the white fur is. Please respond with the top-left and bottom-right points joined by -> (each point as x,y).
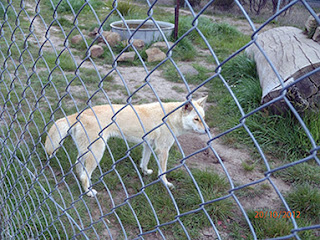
45,96 -> 208,197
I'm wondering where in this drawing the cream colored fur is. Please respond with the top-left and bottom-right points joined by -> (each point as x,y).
45,96 -> 208,197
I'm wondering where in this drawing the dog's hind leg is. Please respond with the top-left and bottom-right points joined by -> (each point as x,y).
140,142 -> 153,175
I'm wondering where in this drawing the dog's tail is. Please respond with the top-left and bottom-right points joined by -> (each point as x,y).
45,115 -> 77,156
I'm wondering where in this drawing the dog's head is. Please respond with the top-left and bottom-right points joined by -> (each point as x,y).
181,96 -> 208,134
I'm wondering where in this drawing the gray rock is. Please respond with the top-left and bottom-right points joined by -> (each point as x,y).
88,27 -> 99,38
71,34 -> 83,45
117,52 -> 136,62
145,47 -> 166,62
90,45 -> 104,58
151,41 -> 174,50
178,64 -> 199,76
132,39 -> 145,49
305,13 -> 320,38
106,32 -> 121,47
98,31 -> 112,43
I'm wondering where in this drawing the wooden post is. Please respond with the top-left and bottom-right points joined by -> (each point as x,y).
174,0 -> 180,40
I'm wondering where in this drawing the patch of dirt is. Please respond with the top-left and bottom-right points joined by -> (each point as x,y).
25,2 -> 66,52
106,66 -> 209,102
178,129 -> 290,212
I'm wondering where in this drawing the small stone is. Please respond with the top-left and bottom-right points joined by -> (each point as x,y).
117,52 -> 136,62
71,35 -> 83,45
121,39 -> 145,49
88,27 -> 99,38
132,39 -> 145,49
98,31 -> 112,43
178,64 -> 199,76
151,41 -> 174,50
202,228 -> 215,236
145,47 -> 166,62
90,45 -> 104,58
106,32 -> 121,47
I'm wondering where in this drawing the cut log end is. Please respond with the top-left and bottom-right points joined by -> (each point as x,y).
246,26 -> 320,114
262,64 -> 320,113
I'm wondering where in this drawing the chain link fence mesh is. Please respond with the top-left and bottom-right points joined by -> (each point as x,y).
1,0 -> 320,239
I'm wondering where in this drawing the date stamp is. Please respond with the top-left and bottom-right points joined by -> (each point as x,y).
254,211 -> 300,219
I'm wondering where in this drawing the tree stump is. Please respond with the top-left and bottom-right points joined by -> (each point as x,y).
246,26 -> 320,113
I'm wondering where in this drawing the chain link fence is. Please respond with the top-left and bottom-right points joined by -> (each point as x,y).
1,0 -> 320,239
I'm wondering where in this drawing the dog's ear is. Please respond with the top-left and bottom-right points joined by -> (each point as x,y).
183,102 -> 193,112
196,95 -> 208,107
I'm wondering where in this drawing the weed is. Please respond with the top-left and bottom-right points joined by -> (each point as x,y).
171,85 -> 185,93
37,51 -> 77,72
48,0 -> 104,14
177,16 -> 250,60
242,161 -> 256,171
163,63 -> 182,83
173,37 -> 197,61
285,184 -> 320,222
187,63 -> 211,84
105,0 -> 138,16
247,210 -> 292,238
276,162 -> 320,187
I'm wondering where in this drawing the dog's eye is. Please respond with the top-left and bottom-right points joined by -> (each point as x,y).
194,118 -> 200,122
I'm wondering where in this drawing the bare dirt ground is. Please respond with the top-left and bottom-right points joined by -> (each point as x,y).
178,131 -> 290,212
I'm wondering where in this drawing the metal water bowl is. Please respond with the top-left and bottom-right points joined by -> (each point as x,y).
110,19 -> 174,44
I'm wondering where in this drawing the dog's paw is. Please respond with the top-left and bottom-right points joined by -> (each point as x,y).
142,168 -> 153,175
143,169 -> 153,175
166,182 -> 174,189
86,188 -> 97,198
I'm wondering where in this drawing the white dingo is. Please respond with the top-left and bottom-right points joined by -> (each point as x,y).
45,96 -> 208,197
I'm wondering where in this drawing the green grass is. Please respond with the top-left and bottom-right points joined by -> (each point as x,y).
41,136 -> 234,239
47,0 -> 105,14
177,16 -> 251,61
206,53 -> 319,162
285,184 -> 320,222
0,150 -> 74,239
244,208 -> 320,239
105,0 -> 138,16
41,51 -> 77,72
247,210 -> 292,238
203,52 -> 320,237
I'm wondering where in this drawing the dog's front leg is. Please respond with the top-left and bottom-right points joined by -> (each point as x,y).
77,138 -> 105,197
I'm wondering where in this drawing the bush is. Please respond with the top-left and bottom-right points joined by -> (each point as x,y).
50,0 -> 104,13
286,184 -> 320,221
212,0 -> 234,9
179,0 -> 202,8
105,0 -> 136,16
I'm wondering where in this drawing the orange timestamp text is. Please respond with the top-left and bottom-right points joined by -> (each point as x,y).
254,211 -> 300,219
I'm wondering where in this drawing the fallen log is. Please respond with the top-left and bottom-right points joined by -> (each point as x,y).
246,26 -> 320,113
